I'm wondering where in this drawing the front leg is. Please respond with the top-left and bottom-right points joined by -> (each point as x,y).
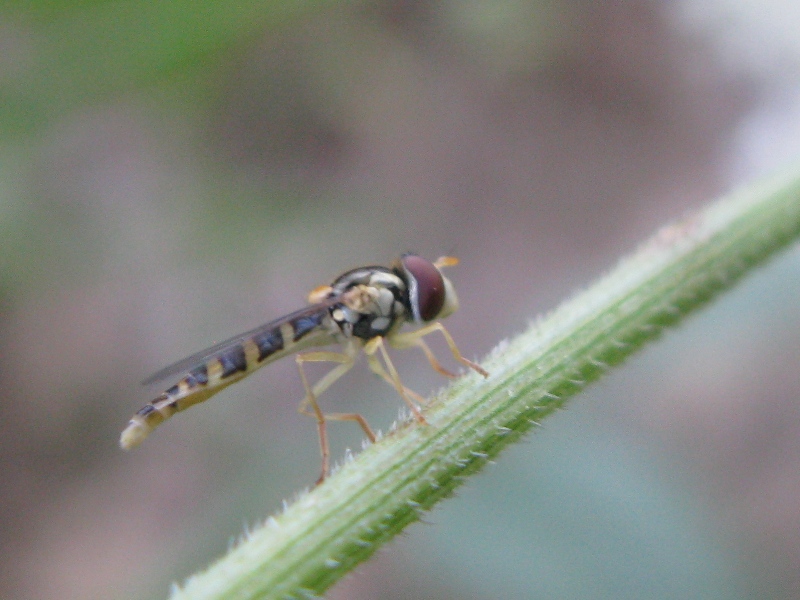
388,321 -> 489,378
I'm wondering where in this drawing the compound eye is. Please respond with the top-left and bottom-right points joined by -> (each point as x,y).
401,254 -> 446,321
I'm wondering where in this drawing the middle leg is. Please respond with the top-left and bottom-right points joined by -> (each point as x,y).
296,346 -> 376,484
363,336 -> 428,423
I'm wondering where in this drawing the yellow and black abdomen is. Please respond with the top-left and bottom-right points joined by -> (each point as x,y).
120,305 -> 337,449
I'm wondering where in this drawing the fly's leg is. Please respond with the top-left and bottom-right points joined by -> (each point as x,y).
296,347 -> 376,485
388,322 -> 489,379
406,338 -> 456,379
363,337 -> 428,422
296,351 -> 352,485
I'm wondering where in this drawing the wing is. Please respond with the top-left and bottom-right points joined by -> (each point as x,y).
142,300 -> 340,385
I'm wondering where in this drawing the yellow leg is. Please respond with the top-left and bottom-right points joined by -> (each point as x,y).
388,321 -> 489,378
296,347 -> 377,485
364,337 -> 428,423
407,338 -> 457,378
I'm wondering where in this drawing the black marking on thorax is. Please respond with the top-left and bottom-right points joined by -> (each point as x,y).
352,316 -> 379,339
329,266 -> 411,341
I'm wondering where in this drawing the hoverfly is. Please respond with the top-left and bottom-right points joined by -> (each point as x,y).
121,254 -> 488,483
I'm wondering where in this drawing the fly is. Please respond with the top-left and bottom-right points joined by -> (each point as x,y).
121,254 -> 488,483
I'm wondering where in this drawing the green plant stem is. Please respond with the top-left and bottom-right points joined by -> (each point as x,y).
171,166 -> 800,600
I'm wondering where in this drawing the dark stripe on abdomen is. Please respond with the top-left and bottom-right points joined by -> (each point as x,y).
218,345 -> 247,378
293,312 -> 324,341
136,403 -> 158,417
185,364 -> 209,387
253,329 -> 284,362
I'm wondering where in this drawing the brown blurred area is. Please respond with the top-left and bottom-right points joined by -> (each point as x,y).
2,1 -> 800,599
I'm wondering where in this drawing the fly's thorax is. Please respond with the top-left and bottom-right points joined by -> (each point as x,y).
327,267 -> 409,340
323,254 -> 460,340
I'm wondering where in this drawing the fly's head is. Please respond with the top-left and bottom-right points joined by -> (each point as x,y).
308,254 -> 461,341
393,254 -> 460,323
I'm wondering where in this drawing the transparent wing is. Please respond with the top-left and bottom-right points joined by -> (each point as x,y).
142,301 -> 338,385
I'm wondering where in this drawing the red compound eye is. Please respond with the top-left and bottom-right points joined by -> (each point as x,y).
401,254 -> 446,321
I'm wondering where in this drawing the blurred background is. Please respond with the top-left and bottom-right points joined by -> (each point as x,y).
2,1 -> 800,598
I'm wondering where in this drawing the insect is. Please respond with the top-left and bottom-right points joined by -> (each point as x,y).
121,254 -> 488,483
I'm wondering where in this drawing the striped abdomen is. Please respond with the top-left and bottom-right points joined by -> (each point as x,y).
120,304 -> 336,449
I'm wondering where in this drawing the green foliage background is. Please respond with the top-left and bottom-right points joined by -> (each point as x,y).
2,2 -> 799,599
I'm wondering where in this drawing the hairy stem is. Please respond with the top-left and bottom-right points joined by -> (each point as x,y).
172,166 -> 800,600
